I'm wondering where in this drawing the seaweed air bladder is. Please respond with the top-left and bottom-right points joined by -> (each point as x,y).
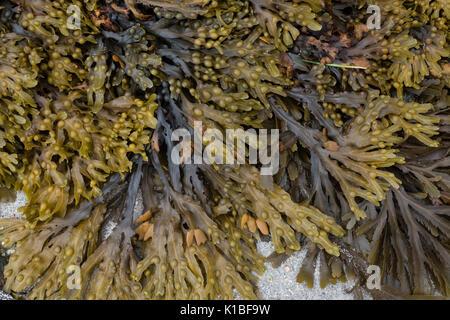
0,0 -> 448,300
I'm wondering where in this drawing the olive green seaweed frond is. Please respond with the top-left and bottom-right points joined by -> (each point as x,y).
0,0 -> 448,300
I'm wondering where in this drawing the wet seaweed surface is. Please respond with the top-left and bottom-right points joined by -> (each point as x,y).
0,0 -> 448,299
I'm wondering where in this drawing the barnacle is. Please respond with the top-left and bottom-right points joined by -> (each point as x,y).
0,0 -> 448,300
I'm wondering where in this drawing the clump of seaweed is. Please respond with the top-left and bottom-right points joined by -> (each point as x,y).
0,0 -> 449,300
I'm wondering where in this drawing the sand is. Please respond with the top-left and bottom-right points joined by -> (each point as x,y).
0,191 -> 358,300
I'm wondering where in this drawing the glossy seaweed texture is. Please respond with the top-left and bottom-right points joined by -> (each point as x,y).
0,0 -> 448,299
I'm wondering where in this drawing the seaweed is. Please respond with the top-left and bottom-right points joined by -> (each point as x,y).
0,0 -> 448,300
